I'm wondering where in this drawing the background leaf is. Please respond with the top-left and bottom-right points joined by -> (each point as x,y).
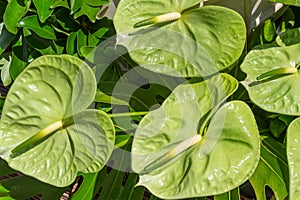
241,44 -> 300,115
249,135 -> 288,200
92,143 -> 145,200
271,0 -> 300,6
0,23 -> 15,55
9,37 -> 29,80
18,15 -> 56,40
33,0 -> 53,23
214,188 -> 240,200
72,173 -> 98,200
276,27 -> 300,46
203,0 -> 286,31
3,0 -> 31,34
73,0 -> 109,22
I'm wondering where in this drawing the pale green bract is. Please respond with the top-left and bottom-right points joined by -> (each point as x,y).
114,0 -> 246,77
132,74 -> 260,198
0,55 -> 115,187
287,118 -> 300,200
241,44 -> 300,116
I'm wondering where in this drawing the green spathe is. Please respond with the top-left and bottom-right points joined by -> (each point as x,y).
0,55 -> 115,187
241,44 -> 300,115
132,74 -> 260,198
114,0 -> 246,77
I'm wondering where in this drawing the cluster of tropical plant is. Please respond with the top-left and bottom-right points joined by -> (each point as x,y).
0,0 -> 300,199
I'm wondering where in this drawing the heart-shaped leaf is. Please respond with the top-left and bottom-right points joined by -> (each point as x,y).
132,74 -> 260,198
0,55 -> 115,187
241,44 -> 300,115
114,0 -> 246,77
287,117 -> 300,200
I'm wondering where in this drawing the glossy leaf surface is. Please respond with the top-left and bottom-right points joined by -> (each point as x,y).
132,74 -> 260,198
287,117 -> 300,200
114,1 -> 246,77
241,44 -> 300,115
0,55 -> 115,187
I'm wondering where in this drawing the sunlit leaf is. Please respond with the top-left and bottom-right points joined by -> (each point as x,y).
132,74 -> 260,198
114,0 -> 246,77
0,55 -> 115,187
241,44 -> 300,115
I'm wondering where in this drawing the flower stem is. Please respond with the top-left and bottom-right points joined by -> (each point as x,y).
108,111 -> 148,118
